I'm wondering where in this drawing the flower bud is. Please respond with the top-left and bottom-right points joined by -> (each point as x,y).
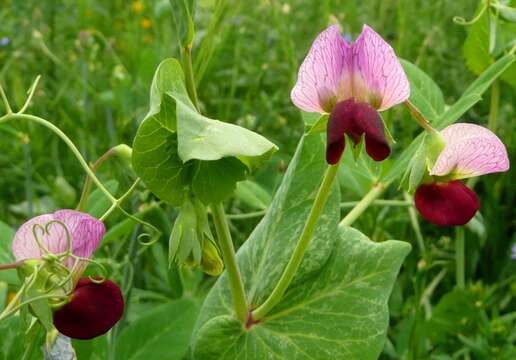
112,144 -> 133,169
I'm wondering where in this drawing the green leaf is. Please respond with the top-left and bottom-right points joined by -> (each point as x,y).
115,299 -> 200,360
73,336 -> 108,360
493,3 -> 516,22
133,124 -> 193,206
193,226 -> 410,359
133,58 -> 276,205
425,289 -> 481,343
0,220 -> 18,284
191,132 -> 410,359
173,93 -> 277,167
85,180 -> 119,218
463,5 -> 516,87
234,180 -> 272,210
192,158 -> 247,204
435,52 -> 515,128
464,6 -> 492,75
400,59 -> 445,122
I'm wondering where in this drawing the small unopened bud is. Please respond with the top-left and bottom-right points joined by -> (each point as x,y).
112,144 -> 133,169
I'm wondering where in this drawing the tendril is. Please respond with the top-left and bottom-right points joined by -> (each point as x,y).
453,2 -> 488,26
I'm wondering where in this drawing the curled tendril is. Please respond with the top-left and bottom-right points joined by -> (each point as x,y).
453,2 -> 488,26
32,223 -> 51,255
118,206 -> 162,247
32,220 -> 74,259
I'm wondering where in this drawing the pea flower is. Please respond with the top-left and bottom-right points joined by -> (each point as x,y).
291,24 -> 410,164
414,123 -> 509,226
11,210 -> 124,339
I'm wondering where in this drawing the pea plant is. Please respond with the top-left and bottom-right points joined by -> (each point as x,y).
0,1 -> 514,359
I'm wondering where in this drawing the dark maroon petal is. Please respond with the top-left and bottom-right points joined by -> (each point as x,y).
354,104 -> 391,161
414,181 -> 480,227
54,278 -> 124,340
326,98 -> 390,164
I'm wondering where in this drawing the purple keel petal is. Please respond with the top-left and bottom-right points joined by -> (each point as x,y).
414,181 -> 479,227
327,98 -> 390,164
291,25 -> 351,113
352,25 -> 410,111
53,278 -> 124,340
12,210 -> 105,269
430,123 -> 510,179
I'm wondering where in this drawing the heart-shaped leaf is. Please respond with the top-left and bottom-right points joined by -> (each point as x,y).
191,132 -> 410,359
132,59 -> 277,205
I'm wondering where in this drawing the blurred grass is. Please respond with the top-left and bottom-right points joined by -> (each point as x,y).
1,0 -> 515,358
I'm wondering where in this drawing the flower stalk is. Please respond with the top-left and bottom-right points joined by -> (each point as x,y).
211,203 -> 248,323
252,163 -> 340,321
340,183 -> 385,227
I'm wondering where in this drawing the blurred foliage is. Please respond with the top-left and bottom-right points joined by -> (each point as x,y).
0,0 -> 515,358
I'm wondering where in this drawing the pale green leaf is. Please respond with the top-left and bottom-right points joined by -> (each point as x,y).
133,58 -> 276,205
191,132 -> 409,359
0,220 -> 18,284
115,299 -> 200,360
174,95 -> 277,167
193,227 -> 410,359
234,180 -> 272,210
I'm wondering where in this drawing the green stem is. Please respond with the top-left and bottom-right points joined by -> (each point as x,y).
252,164 -> 340,321
211,203 -> 248,323
455,227 -> 465,289
405,101 -> 435,133
0,113 -> 117,203
487,79 -> 499,131
182,45 -> 200,111
340,183 -> 385,227
77,147 -> 115,211
404,192 -> 426,255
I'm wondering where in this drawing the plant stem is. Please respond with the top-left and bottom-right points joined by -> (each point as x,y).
340,183 -> 385,227
252,164 -> 340,321
404,192 -> 426,255
487,79 -> 500,131
77,147 -> 115,211
405,101 -> 435,133
211,203 -> 248,323
455,227 -> 465,289
182,45 -> 200,111
0,261 -> 24,271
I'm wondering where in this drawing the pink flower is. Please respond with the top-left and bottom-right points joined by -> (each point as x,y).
11,210 -> 124,339
291,24 -> 410,164
12,209 -> 105,281
415,123 -> 509,226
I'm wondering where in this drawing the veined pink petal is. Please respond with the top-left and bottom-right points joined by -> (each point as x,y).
351,25 -> 410,111
430,123 -> 510,179
12,210 -> 105,269
291,25 -> 350,113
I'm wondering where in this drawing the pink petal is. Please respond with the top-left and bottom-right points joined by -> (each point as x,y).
291,25 -> 350,113
351,25 -> 410,111
12,210 -> 105,269
430,123 -> 510,179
